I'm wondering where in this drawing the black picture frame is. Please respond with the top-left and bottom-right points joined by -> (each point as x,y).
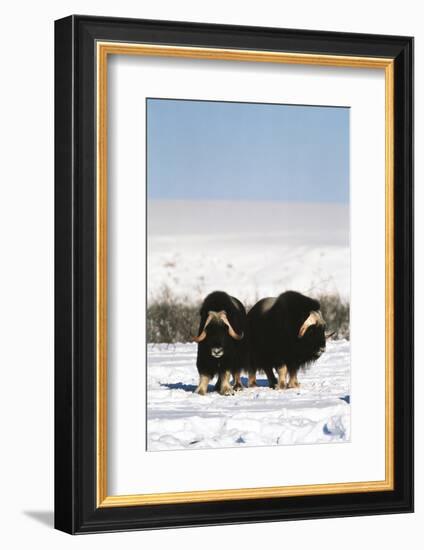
55,14 -> 414,534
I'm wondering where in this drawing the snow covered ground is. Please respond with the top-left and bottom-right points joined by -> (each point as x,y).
148,200 -> 350,304
147,340 -> 351,451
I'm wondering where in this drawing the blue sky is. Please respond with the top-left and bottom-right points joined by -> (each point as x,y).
147,99 -> 349,203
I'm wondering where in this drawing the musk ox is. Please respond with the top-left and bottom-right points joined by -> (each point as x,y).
247,290 -> 332,390
194,291 -> 247,395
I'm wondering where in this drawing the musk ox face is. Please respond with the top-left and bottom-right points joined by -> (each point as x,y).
202,321 -> 228,359
297,310 -> 327,363
299,323 -> 326,361
194,310 -> 244,359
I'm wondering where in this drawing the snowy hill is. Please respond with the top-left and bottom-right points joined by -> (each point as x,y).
147,200 -> 350,304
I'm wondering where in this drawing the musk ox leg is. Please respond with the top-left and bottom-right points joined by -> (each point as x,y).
214,375 -> 222,392
219,370 -> 234,396
247,370 -> 257,388
232,371 -> 244,391
264,368 -> 278,389
195,374 -> 210,395
276,365 -> 288,390
287,367 -> 300,389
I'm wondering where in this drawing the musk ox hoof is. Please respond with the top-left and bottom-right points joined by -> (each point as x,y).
248,382 -> 258,388
277,383 -> 287,390
233,383 -> 244,392
288,381 -> 301,389
220,386 -> 235,396
195,386 -> 207,396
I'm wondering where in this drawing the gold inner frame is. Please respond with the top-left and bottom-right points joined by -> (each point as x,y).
96,42 -> 395,508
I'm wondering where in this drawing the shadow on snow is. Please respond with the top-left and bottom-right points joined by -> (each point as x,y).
161,376 -> 270,393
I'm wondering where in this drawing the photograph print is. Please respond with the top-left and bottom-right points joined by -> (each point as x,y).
146,98 -> 350,452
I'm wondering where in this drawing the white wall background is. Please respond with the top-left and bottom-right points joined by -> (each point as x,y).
0,0 -> 420,547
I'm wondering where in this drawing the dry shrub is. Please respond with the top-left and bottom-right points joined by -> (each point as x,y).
147,287 -> 200,344
147,288 -> 350,343
317,293 -> 350,340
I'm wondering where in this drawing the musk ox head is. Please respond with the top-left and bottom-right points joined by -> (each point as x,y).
297,310 -> 330,362
193,310 -> 243,359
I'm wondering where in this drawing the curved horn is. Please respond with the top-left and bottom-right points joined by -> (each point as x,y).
219,311 -> 244,340
298,310 -> 325,338
325,330 -> 337,340
193,311 -> 215,343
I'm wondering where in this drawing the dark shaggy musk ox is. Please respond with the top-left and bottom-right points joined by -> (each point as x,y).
247,291 -> 331,390
194,291 -> 247,395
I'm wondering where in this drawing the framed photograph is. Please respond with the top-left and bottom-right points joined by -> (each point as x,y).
54,15 -> 414,534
